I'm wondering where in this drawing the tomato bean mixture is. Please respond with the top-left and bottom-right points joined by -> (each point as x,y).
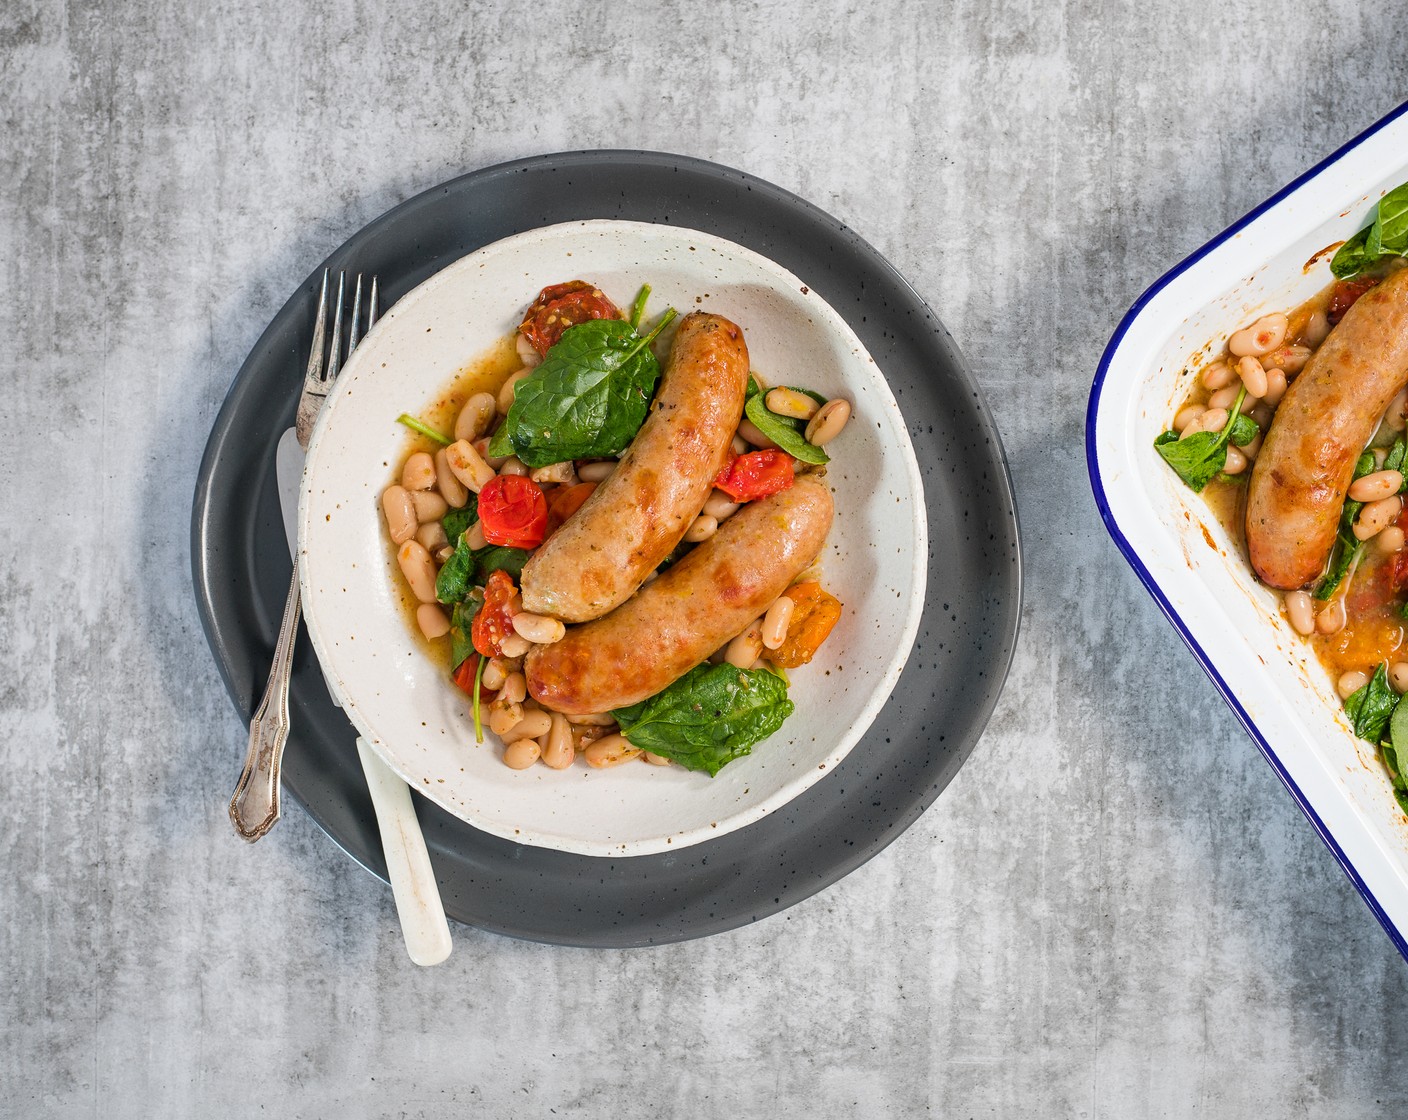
382,280 -> 852,775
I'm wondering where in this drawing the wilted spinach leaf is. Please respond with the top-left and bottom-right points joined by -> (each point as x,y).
488,312 -> 675,467
1331,181 -> 1408,278
449,598 -> 479,670
1346,664 -> 1398,745
1153,387 -> 1248,493
1315,451 -> 1376,600
442,497 -> 479,547
613,663 -> 795,777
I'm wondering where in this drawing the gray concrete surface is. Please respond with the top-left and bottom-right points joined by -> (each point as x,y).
5,0 -> 1408,1116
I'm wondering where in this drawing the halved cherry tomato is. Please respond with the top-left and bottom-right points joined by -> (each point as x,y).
714,450 -> 795,502
477,475 -> 548,549
471,570 -> 518,658
519,281 -> 622,355
545,481 -> 598,537
1328,277 -> 1380,325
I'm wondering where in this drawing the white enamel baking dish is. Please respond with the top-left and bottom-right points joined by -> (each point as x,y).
1088,101 -> 1408,958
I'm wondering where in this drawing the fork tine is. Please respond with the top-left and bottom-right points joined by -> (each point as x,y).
368,277 -> 380,330
347,273 -> 365,351
325,271 -> 346,382
303,269 -> 329,389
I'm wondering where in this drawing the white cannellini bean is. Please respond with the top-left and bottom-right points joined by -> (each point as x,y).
1201,361 -> 1236,390
737,418 -> 777,449
499,633 -> 531,659
765,387 -> 821,420
530,461 -> 576,485
512,612 -> 566,644
1348,470 -> 1404,503
1263,344 -> 1311,375
416,603 -> 450,640
499,456 -> 529,477
1389,387 -> 1408,433
401,452 -> 436,491
516,333 -> 543,369
416,521 -> 449,554
382,485 -> 418,544
804,399 -> 852,446
1222,445 -> 1248,476
445,439 -> 497,492
410,489 -> 448,523
1228,313 -> 1289,357
761,596 -> 795,649
1316,598 -> 1347,635
583,734 -> 641,769
435,448 -> 470,509
1173,406 -> 1207,433
498,369 -> 530,414
500,672 -> 527,705
702,489 -> 741,520
1391,662 -> 1408,693
455,392 -> 497,443
481,658 -> 508,692
465,520 -> 487,550
576,460 -> 617,482
488,700 -> 524,738
474,436 -> 508,470
725,622 -> 764,668
1354,496 -> 1402,541
1303,310 -> 1331,348
1241,434 -> 1264,460
502,739 -> 541,770
1207,386 -> 1242,411
1262,367 -> 1287,407
684,514 -> 718,543
1236,356 -> 1269,400
396,540 -> 438,604
1284,590 -> 1315,636
541,713 -> 575,769
1338,671 -> 1370,700
1378,526 -> 1407,554
512,709 -> 553,740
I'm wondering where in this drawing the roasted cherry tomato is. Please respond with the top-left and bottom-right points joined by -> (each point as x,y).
545,481 -> 598,537
764,582 -> 843,668
471,570 -> 518,658
714,450 -> 795,502
1328,277 -> 1380,325
519,280 -> 622,355
451,654 -> 498,703
477,475 -> 548,549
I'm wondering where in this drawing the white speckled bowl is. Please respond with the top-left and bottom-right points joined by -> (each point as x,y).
299,220 -> 926,856
1088,103 -> 1408,957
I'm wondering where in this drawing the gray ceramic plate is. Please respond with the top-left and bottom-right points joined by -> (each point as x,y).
191,151 -> 1021,947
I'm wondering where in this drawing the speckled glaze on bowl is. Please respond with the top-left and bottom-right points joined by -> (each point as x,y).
192,151 -> 1021,946
1088,102 -> 1408,960
298,220 -> 927,856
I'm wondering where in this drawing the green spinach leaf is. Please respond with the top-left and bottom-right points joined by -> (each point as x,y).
743,391 -> 830,465
1331,181 -> 1408,278
435,536 -> 477,604
1315,451 -> 1376,600
1153,386 -> 1247,493
472,546 -> 529,583
489,312 -> 676,467
1229,414 -> 1259,447
442,497 -> 479,548
449,598 -> 479,670
1345,664 -> 1397,744
1386,437 -> 1408,479
612,663 -> 795,777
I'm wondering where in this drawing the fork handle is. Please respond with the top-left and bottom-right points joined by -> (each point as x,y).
230,563 -> 303,841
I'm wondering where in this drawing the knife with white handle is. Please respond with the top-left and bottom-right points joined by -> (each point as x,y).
278,427 -> 453,966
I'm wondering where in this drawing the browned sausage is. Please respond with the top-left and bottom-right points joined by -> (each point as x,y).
524,475 -> 834,716
517,312 -> 750,623
1247,268 -> 1408,589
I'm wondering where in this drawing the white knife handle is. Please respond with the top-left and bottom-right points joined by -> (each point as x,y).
355,738 -> 453,966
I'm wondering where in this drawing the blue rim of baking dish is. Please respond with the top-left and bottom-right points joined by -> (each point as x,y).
1086,98 -> 1408,964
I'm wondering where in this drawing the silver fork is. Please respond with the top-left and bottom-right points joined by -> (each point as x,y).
230,269 -> 377,841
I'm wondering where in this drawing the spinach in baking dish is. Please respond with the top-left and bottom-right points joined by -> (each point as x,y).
1331,181 -> 1408,279
612,663 -> 795,777
1345,664 -> 1397,745
1315,450 -> 1378,600
487,309 -> 676,467
1153,386 -> 1250,492
435,533 -> 529,605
